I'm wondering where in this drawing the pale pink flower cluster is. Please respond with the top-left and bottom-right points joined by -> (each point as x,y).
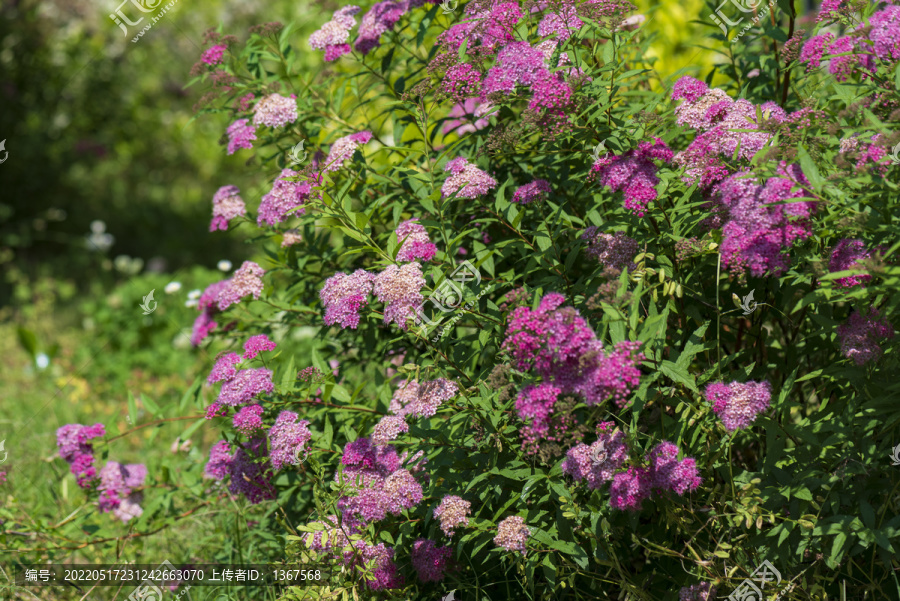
388,377 -> 458,418
441,157 -> 498,199
323,131 -> 373,172
704,380 -> 772,431
216,261 -> 266,310
309,6 -> 361,61
209,185 -> 246,232
395,218 -> 437,262
494,515 -> 530,555
320,269 -> 375,329
252,93 -> 298,128
373,263 -> 426,329
433,495 -> 471,537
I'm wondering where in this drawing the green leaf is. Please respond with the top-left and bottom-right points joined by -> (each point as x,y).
797,146 -> 824,191
16,327 -> 37,359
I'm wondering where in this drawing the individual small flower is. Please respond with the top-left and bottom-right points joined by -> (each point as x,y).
434,495 -> 471,537
252,93 -> 298,128
395,218 -> 437,262
164,281 -> 182,294
494,516 -> 530,555
581,227 -> 639,271
257,168 -> 313,227
268,411 -> 312,470
218,260 -> 233,272
217,368 -> 275,406
323,131 -> 373,172
373,263 -> 426,330
309,6 -> 361,61
680,582 -> 716,601
608,466 -> 652,511
371,415 -> 409,444
441,157 -> 498,199
838,307 -> 895,365
210,185 -> 247,231
201,44 -> 227,65
411,539 -> 453,583
320,269 -> 375,329
216,261 -> 265,311
511,179 -> 551,204
170,438 -> 191,453
704,380 -> 772,431
829,239 -> 874,288
243,334 -> 277,360
232,404 -> 265,435
205,440 -> 234,480
225,119 -> 257,155
208,352 -> 242,384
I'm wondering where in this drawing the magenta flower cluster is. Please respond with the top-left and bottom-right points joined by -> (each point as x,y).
511,179 -> 552,204
98,461 -> 147,523
581,227 -> 639,271
214,261 -> 266,310
704,380 -> 772,431
257,168 -> 315,227
837,307 -> 895,365
56,423 -> 106,487
563,424 -> 701,510
225,119 -> 257,155
591,138 -> 673,216
395,218 -> 437,262
829,238 -> 874,288
207,335 -> 277,407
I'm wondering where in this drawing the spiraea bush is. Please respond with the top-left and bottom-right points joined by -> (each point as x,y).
48,0 -> 900,598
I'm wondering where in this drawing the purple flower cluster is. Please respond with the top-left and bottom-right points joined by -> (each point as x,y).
564,425 -> 701,510
252,93 -> 298,128
434,494 -> 471,537
704,380 -> 772,431
204,440 -> 234,480
439,1 -> 522,53
511,179 -> 551,204
98,461 -> 147,522
502,292 -> 644,409
388,377 -> 459,418
56,423 -> 106,487
228,436 -> 276,504
190,279 -> 230,346
712,165 -> 816,277
581,227 -> 639,271
225,119 -> 257,155
441,157 -> 498,199
309,6 -> 361,61
494,515 -> 530,554
592,138 -> 673,216
208,335 -> 276,408
209,185 -> 246,231
216,261 -> 266,310
232,404 -> 265,435
838,307 -> 895,365
320,269 -> 375,329
323,131 -> 373,172
355,0 -> 413,55
395,218 -> 437,262
680,582 -> 717,601
829,239 -> 874,288
373,262 -> 426,330
258,168 -> 314,227
411,539 -> 453,582
268,410 -> 312,470
201,44 -> 227,65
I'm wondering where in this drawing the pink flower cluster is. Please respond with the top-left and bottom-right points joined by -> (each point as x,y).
712,165 -> 816,277
388,377 -> 459,418
592,138 -> 673,216
438,0 -> 522,53
209,185 -> 246,231
441,157 -> 498,199
268,410 -> 312,470
309,6 -> 361,61
56,423 -> 106,487
320,269 -> 375,329
410,539 -> 453,582
374,263 -> 426,329
190,279 -> 230,346
233,404 -> 264,435
564,425 -> 701,510
829,238 -> 874,288
225,119 -> 257,155
838,307 -> 895,365
323,131 -> 373,172
704,380 -> 772,431
494,515 -> 530,554
98,461 -> 147,522
503,292 -> 644,408
207,335 -> 277,407
511,179 -> 551,204
258,168 -> 315,227
395,218 -> 437,262
581,227 -> 638,271
480,40 -> 573,115
215,261 -> 266,310
201,44 -> 227,65
252,93 -> 298,128
433,494 -> 471,537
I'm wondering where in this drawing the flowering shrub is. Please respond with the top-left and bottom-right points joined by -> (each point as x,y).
48,0 -> 900,598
